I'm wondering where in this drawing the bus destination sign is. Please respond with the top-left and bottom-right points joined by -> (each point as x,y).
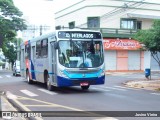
58,31 -> 102,39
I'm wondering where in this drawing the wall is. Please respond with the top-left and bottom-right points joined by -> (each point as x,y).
55,0 -> 160,29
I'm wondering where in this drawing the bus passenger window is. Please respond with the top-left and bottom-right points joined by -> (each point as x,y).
41,39 -> 48,57
36,41 -> 41,58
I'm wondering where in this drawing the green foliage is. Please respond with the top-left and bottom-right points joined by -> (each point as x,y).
2,38 -> 16,65
0,0 -> 27,36
2,37 -> 23,65
134,20 -> 160,66
0,0 -> 27,63
0,61 -> 5,66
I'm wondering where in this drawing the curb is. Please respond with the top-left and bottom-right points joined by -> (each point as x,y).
4,92 -> 43,120
1,94 -> 25,120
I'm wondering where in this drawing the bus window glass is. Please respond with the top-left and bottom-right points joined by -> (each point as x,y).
36,41 -> 41,58
25,44 -> 31,59
41,39 -> 48,57
58,40 -> 104,68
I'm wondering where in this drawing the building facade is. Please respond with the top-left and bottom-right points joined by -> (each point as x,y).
55,0 -> 160,71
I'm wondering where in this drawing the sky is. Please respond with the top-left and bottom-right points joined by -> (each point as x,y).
13,0 -> 160,37
13,0 -> 81,26
13,0 -> 160,25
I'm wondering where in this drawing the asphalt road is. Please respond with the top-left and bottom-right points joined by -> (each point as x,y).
0,70 -> 160,120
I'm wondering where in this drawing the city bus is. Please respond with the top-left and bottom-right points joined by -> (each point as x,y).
20,29 -> 105,91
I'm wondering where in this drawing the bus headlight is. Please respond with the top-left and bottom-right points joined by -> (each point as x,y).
99,70 -> 105,77
59,70 -> 69,78
99,65 -> 105,77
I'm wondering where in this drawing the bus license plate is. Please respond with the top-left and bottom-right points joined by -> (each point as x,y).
80,82 -> 89,86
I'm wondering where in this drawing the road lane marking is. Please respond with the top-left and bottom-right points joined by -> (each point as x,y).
25,104 -> 59,107
151,93 -> 160,96
20,90 -> 38,97
6,93 -> 117,119
100,86 -> 127,91
38,88 -> 57,95
6,92 -> 43,120
91,87 -> 111,92
6,75 -> 11,78
114,85 -> 139,90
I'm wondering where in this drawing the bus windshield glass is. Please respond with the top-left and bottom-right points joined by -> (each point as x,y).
58,40 -> 104,68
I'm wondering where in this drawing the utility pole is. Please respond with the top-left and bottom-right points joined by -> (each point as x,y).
39,25 -> 50,35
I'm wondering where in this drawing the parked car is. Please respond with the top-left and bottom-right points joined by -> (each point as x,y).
13,60 -> 20,76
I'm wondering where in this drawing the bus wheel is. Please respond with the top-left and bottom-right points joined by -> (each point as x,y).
47,78 -> 53,91
26,71 -> 33,84
81,85 -> 90,90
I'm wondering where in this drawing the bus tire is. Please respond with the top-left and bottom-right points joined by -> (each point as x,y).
81,85 -> 90,90
26,71 -> 33,84
47,78 -> 54,91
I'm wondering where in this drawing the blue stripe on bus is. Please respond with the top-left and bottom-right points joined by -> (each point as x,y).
31,60 -> 36,80
25,70 -> 54,75
48,72 -> 54,75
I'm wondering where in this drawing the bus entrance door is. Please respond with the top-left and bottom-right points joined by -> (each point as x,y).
50,42 -> 57,85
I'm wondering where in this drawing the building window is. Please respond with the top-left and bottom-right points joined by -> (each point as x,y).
55,26 -> 61,30
69,21 -> 75,29
120,19 -> 137,29
87,17 -> 100,28
137,21 -> 142,30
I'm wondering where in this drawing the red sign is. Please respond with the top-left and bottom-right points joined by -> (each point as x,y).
103,39 -> 142,50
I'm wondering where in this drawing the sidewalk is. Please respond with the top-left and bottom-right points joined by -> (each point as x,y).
106,71 -> 160,91
0,92 -> 25,120
124,79 -> 160,91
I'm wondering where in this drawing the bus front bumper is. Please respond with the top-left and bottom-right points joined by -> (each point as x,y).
57,75 -> 105,87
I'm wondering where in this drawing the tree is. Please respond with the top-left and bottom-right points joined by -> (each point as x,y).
0,0 -> 27,63
134,20 -> 160,67
2,37 -> 22,65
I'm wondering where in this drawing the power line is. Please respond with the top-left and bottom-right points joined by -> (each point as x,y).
22,25 -> 50,39
76,0 -> 145,28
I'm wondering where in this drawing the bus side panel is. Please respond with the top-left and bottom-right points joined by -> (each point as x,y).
30,60 -> 36,80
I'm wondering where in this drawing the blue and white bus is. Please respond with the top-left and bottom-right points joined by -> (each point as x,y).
20,29 -> 105,90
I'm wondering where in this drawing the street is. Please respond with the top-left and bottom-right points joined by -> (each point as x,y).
0,70 -> 160,120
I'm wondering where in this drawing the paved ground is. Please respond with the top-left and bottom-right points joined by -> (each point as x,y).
0,71 -> 160,120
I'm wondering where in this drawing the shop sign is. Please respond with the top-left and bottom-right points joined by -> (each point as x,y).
103,39 -> 142,50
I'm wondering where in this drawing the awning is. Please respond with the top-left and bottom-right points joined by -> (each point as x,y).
127,13 -> 160,19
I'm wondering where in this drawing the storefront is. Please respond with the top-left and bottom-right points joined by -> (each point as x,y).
103,38 -> 144,71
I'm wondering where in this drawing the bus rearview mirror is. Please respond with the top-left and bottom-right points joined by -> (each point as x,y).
54,42 -> 59,49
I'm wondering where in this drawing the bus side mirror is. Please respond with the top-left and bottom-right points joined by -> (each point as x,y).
54,42 -> 59,49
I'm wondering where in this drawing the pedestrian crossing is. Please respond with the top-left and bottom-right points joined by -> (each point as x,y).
8,85 -> 160,98
20,90 -> 38,97
0,75 -> 12,79
5,86 -> 160,101
13,86 -> 132,97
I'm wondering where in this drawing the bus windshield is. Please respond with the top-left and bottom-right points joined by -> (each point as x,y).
58,40 -> 104,68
